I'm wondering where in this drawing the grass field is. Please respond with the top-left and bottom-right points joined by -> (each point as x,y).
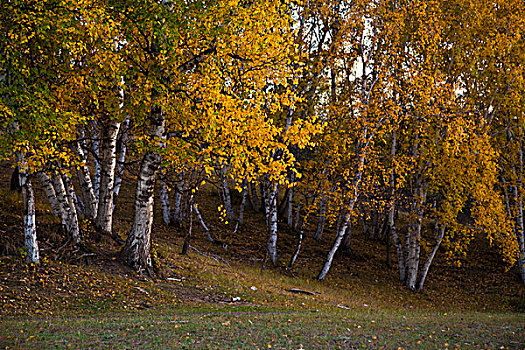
2,308 -> 524,349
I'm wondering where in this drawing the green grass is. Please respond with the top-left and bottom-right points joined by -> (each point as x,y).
1,308 -> 523,349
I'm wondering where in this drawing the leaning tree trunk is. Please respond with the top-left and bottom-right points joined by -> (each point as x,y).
417,223 -> 445,290
121,109 -> 165,274
61,172 -> 82,245
318,150 -> 366,281
39,172 -> 63,219
75,140 -> 98,220
95,119 -> 121,234
51,169 -> 81,245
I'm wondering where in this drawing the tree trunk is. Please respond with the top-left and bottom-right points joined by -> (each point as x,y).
194,203 -> 214,242
159,177 -> 171,226
61,172 -> 81,245
264,182 -> 279,265
417,223 -> 445,291
233,178 -> 248,234
172,173 -> 184,228
95,119 -> 121,234
22,178 -> 39,264
113,115 -> 130,212
288,228 -> 303,269
121,109 -> 165,274
51,169 -> 80,245
93,121 -> 101,200
318,150 -> 366,280
38,172 -> 62,219
249,181 -> 261,212
75,140 -> 98,220
404,186 -> 426,290
341,225 -> 352,256
16,153 -> 39,264
221,166 -> 234,220
313,195 -> 326,241
318,209 -> 351,280
182,194 -> 194,255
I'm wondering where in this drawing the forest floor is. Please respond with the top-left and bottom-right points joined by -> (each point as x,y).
0,163 -> 524,349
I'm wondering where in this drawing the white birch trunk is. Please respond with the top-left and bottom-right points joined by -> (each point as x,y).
16,152 -> 39,264
193,203 -> 214,242
93,121 -> 101,200
172,173 -> 184,227
95,119 -> 121,234
516,139 -> 525,283
159,178 -> 171,226
287,181 -> 294,227
51,170 -> 80,244
61,172 -> 81,245
113,115 -> 130,212
75,141 -> 98,220
122,109 -> 165,274
264,182 -> 279,265
318,209 -> 352,280
417,223 -> 445,290
22,178 -> 39,264
221,166 -> 234,220
39,172 -> 62,219
318,151 -> 366,280
404,186 -> 426,290
233,179 -> 248,234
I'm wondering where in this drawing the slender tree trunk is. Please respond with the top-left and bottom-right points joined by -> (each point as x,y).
318,209 -> 351,280
233,178 -> 248,234
264,182 -> 279,265
39,172 -> 62,219
194,203 -> 214,242
51,169 -> 80,245
516,139 -> 525,283
249,181 -> 261,212
286,173 -> 295,227
95,119 -> 121,234
172,173 -> 184,228
121,109 -> 165,274
417,223 -> 445,290
221,166 -> 234,220
294,202 -> 302,231
314,195 -> 326,241
113,116 -> 130,212
93,121 -> 101,200
182,194 -> 194,255
159,177 -> 171,226
75,141 -> 98,220
341,225 -> 352,256
288,227 -> 303,269
61,172 -> 81,245
318,151 -> 366,280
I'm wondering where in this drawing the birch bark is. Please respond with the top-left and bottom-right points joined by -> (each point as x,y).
95,119 -> 121,234
121,109 -> 165,274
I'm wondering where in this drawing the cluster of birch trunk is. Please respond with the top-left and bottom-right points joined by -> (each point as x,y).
3,0 -> 525,291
